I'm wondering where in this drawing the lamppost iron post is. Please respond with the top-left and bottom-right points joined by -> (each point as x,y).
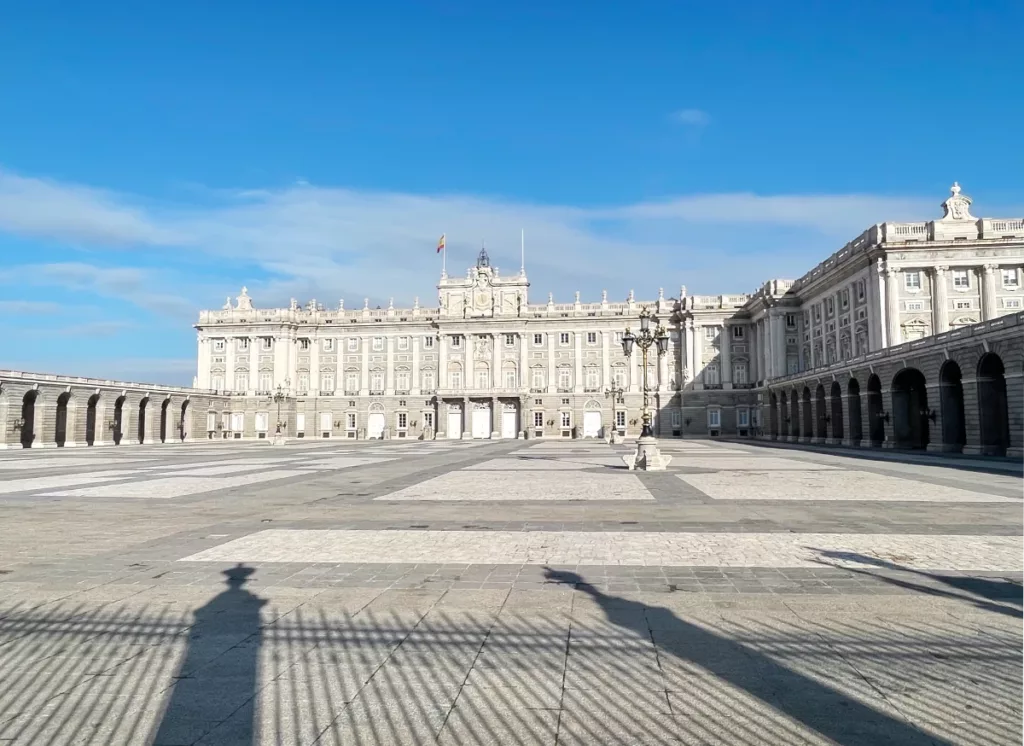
619,306 -> 672,470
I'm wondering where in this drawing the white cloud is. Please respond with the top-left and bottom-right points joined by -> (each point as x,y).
672,108 -> 711,127
0,300 -> 62,314
0,167 -> 1012,313
1,357 -> 196,387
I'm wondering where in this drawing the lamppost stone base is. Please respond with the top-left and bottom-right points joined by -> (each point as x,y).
622,435 -> 673,471
270,433 -> 287,446
609,431 -> 625,445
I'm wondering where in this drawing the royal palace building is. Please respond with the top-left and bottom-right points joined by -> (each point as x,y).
191,184 -> 1023,447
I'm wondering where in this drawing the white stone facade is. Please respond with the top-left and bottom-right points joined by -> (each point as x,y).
194,184 -> 1023,441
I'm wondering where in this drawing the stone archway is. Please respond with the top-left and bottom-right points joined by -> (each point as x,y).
814,384 -> 827,440
778,391 -> 788,439
977,353 -> 1010,456
829,381 -> 844,441
20,390 -> 38,448
113,396 -> 126,445
55,392 -> 71,447
137,397 -> 149,445
866,374 -> 884,447
160,398 -> 170,443
938,360 -> 966,453
892,368 -> 929,450
801,387 -> 812,440
847,379 -> 863,445
769,392 -> 779,439
179,400 -> 190,441
86,394 -> 99,446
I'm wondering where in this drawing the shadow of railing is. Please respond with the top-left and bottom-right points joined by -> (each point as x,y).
0,567 -> 1020,744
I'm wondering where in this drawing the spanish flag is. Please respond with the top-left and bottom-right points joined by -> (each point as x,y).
436,234 -> 446,253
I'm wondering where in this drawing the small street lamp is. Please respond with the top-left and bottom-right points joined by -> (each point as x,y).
603,385 -> 626,443
620,307 -> 672,471
269,378 -> 290,445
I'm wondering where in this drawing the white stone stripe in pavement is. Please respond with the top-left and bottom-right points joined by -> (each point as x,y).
179,529 -> 1024,571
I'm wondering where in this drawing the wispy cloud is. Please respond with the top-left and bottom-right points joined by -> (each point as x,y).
0,357 -> 197,386
0,300 -> 63,314
672,108 -> 711,127
0,166 -> 1007,315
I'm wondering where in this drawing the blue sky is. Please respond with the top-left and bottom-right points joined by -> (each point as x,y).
1,1 -> 1022,385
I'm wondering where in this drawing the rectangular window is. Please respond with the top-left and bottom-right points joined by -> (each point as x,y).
505,334 -> 516,347
612,368 -> 626,388
1004,298 -> 1022,309
906,301 -> 924,311
258,372 -> 273,392
534,411 -> 544,428
321,374 -> 335,392
451,335 -> 462,348
586,331 -> 597,344
671,410 -> 681,427
904,271 -> 921,290
955,299 -> 972,310
396,370 -> 409,390
1001,269 -> 1018,288
423,336 -> 434,348
262,337 -> 273,350
704,326 -> 716,340
299,339 -> 310,350
615,410 -> 626,428
737,409 -> 750,427
397,412 -> 407,429
323,339 -> 334,352
372,337 -> 384,351
449,370 -> 462,388
423,412 -> 433,429
296,413 -> 305,433
397,336 -> 409,351
531,369 -> 545,389
585,368 -> 600,389
952,270 -> 970,289
211,375 -> 224,391
557,368 -> 572,389
560,412 -> 571,428
240,338 -> 250,351
231,412 -> 245,432
559,332 -> 570,345
422,370 -> 435,390
297,372 -> 309,393
707,409 -> 721,427
346,412 -> 357,430
347,338 -> 359,351
345,372 -> 359,392
476,369 -> 489,388
533,333 -> 544,346
826,298 -> 834,314
733,362 -> 748,384
731,326 -> 744,339
234,373 -> 248,391
504,369 -> 517,388
857,281 -> 866,300
786,313 -> 797,329
841,290 -> 849,308
370,371 -> 384,391
255,412 -> 269,432
213,339 -> 225,352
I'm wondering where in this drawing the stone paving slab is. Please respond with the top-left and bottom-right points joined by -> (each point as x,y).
41,469 -> 311,498
376,471 -> 653,502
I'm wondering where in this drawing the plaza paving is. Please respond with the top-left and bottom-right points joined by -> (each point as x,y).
0,437 -> 1020,745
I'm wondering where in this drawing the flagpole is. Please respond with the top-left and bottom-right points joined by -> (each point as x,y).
441,234 -> 447,278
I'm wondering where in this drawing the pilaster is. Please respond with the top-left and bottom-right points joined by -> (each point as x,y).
932,266 -> 949,334
981,264 -> 999,320
720,323 -> 732,388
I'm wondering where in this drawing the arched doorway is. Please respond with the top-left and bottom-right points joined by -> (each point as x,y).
137,397 -> 149,444
815,385 -> 827,440
20,390 -> 38,448
829,382 -> 844,441
55,392 -> 71,447
938,361 -> 966,453
769,392 -> 779,439
977,353 -> 1010,456
86,394 -> 99,446
160,399 -> 170,443
866,375 -> 884,447
790,390 -> 799,439
113,396 -> 126,445
582,400 -> 602,439
367,403 -> 386,439
779,391 -> 788,439
179,400 -> 190,441
891,368 -> 929,449
801,387 -> 812,440
847,379 -> 862,445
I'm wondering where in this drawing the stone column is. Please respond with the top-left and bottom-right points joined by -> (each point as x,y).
874,259 -> 888,349
360,336 -> 370,395
411,336 -> 421,394
573,331 -> 583,393
720,324 -> 732,388
691,323 -> 703,387
771,313 -> 786,377
519,332 -> 529,390
248,337 -> 259,394
547,332 -> 556,393
981,264 -> 999,320
681,320 -> 692,385
92,397 -> 108,447
491,396 -> 500,438
932,266 -> 949,334
492,333 -> 501,389
384,336 -> 394,395
749,324 -> 759,384
885,267 -> 901,347
462,395 -> 472,439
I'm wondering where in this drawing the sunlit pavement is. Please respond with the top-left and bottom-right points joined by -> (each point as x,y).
0,438 -> 1020,745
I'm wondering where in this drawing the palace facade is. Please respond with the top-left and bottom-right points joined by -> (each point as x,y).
192,183 -> 1023,444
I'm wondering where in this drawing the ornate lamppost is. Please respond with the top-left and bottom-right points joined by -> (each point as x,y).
603,384 -> 625,444
620,307 -> 673,471
269,378 -> 290,445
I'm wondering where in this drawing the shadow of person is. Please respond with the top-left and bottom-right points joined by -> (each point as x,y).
150,563 -> 267,746
544,567 -> 955,746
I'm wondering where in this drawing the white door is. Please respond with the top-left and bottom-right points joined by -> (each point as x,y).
472,407 -> 491,439
295,413 -> 305,434
583,411 -> 602,438
320,412 -> 332,434
367,413 -> 385,439
447,411 -> 462,439
501,407 -> 517,439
